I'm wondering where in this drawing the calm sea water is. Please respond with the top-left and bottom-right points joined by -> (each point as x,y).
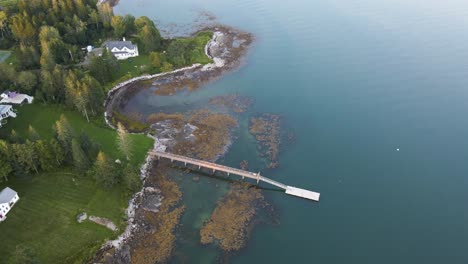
115,1 -> 468,263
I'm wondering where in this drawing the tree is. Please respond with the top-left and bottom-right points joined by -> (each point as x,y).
14,140 -> 39,174
35,140 -> 55,171
161,62 -> 173,72
78,132 -> 99,160
9,245 -> 41,264
0,141 -> 12,182
54,114 -> 73,149
89,9 -> 100,30
71,138 -> 89,174
89,49 -> 119,84
149,51 -> 161,69
49,138 -> 64,165
92,151 -> 117,188
123,15 -> 136,36
73,82 -> 91,122
39,26 -> 63,71
16,71 -> 38,92
117,122 -> 132,160
111,15 -> 125,38
122,164 -> 141,192
98,2 -> 113,28
0,11 -> 9,39
10,129 -> 20,143
135,16 -> 162,52
28,125 -> 41,141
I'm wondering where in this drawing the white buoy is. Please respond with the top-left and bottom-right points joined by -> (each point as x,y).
396,148 -> 400,151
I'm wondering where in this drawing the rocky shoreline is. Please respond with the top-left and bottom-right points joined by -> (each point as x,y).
92,26 -> 253,263
104,25 -> 253,127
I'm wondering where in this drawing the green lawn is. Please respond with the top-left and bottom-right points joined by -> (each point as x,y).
107,54 -> 154,89
0,104 -> 154,263
0,104 -> 153,164
0,50 -> 11,63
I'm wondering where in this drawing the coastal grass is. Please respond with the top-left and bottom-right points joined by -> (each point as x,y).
173,31 -> 214,65
0,103 -> 154,263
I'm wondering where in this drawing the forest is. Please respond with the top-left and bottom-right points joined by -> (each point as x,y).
0,0 -> 213,184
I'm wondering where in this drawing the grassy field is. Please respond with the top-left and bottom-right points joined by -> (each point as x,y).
0,50 -> 11,63
0,104 -> 154,263
107,54 -> 154,88
176,31 -> 214,65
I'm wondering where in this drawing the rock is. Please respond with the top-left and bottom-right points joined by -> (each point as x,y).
89,215 -> 118,231
76,212 -> 87,223
141,194 -> 162,213
115,159 -> 122,164
193,176 -> 200,182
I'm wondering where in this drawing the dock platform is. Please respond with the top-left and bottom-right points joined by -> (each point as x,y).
285,186 -> 320,201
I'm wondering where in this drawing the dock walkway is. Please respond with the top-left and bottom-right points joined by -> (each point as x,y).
149,151 -> 320,201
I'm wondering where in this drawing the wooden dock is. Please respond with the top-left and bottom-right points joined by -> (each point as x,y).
149,151 -> 320,202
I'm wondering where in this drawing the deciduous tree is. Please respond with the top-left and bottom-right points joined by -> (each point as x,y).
117,122 -> 132,160
92,151 -> 117,188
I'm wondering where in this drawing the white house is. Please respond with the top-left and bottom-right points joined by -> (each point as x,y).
0,187 -> 19,222
104,38 -> 139,60
0,105 -> 16,127
0,91 -> 33,105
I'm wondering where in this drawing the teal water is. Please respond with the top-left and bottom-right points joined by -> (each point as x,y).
115,1 -> 468,263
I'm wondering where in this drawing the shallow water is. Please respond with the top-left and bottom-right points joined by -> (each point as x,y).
115,1 -> 468,263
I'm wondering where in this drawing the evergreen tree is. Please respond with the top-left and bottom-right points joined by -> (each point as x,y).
122,164 -> 141,192
28,125 -> 41,141
15,140 -> 39,174
0,141 -> 12,182
123,15 -> 136,36
93,151 -> 117,188
111,15 -> 125,38
79,132 -> 99,160
54,114 -> 73,151
135,16 -> 162,52
10,129 -> 20,143
117,122 -> 132,160
71,138 -> 89,174
49,138 -> 64,165
35,140 -> 55,171
98,2 -> 113,29
16,71 -> 38,92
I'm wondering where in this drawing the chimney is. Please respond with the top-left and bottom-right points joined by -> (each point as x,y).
123,37 -> 126,41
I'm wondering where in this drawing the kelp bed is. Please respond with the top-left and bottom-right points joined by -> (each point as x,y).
209,94 -> 253,113
200,183 -> 264,251
131,170 -> 185,264
249,113 -> 282,168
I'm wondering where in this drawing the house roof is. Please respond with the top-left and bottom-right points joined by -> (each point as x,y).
104,41 -> 137,51
0,187 -> 17,203
1,94 -> 33,104
0,105 -> 12,115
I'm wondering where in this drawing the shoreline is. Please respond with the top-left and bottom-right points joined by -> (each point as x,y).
95,25 -> 253,261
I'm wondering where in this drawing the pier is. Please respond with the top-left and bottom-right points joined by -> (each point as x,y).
149,151 -> 320,201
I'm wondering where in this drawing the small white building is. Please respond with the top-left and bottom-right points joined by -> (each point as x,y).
0,91 -> 33,105
104,38 -> 139,60
0,105 -> 16,127
0,187 -> 19,222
